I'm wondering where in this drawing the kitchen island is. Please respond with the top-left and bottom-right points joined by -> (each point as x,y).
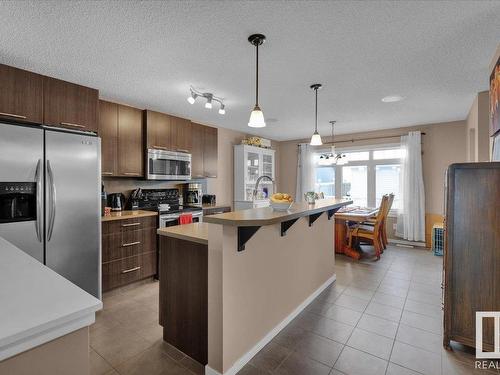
158,199 -> 350,375
0,237 -> 102,374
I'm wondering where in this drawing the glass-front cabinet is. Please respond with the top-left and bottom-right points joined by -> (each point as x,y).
234,144 -> 276,209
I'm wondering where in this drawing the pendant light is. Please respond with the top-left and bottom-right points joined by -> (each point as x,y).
248,34 -> 266,128
310,84 -> 323,145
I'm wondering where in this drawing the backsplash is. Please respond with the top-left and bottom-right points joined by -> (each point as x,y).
103,178 -> 209,198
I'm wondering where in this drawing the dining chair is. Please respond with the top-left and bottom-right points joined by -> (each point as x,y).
348,195 -> 389,260
360,193 -> 394,250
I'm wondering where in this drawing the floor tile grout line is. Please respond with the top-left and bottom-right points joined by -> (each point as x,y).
332,253 -> 393,374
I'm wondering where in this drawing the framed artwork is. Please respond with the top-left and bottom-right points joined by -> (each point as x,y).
490,55 -> 500,136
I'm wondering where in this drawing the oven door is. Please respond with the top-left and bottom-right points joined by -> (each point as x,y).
159,214 -> 180,228
147,149 -> 191,180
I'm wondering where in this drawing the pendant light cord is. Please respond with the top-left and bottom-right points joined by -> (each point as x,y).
314,87 -> 318,132
255,43 -> 259,106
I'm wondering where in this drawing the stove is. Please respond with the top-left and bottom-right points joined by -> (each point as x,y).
137,188 -> 203,227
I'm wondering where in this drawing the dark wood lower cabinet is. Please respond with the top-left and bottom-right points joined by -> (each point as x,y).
102,216 -> 157,292
159,236 -> 208,365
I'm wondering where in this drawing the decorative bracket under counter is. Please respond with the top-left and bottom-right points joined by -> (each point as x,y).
202,199 -> 352,252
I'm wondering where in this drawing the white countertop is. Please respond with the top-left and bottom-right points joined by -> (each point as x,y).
0,237 -> 102,361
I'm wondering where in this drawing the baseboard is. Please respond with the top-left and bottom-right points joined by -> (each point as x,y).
205,274 -> 336,375
389,238 -> 427,248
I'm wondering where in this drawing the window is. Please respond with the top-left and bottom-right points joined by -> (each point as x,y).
314,167 -> 335,198
376,164 -> 401,209
342,166 -> 368,207
313,145 -> 401,213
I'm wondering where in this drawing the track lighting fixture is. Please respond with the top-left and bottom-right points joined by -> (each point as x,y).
205,94 -> 213,109
218,104 -> 226,115
187,87 -> 226,115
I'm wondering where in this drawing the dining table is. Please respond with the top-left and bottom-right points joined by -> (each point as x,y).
334,207 -> 379,260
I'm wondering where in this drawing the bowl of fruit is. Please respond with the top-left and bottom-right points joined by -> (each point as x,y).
270,193 -> 294,211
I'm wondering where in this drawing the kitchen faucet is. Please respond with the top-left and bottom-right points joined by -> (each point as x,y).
252,175 -> 275,201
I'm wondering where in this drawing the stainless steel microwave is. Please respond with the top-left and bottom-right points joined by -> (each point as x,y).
146,149 -> 191,180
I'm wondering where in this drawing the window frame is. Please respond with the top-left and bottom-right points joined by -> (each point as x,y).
313,143 -> 401,216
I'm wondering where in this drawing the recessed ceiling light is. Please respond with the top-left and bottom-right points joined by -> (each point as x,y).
382,95 -> 404,103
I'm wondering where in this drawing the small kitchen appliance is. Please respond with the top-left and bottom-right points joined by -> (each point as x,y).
108,193 -> 124,211
184,183 -> 203,207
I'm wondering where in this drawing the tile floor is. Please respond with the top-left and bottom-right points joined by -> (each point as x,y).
90,245 -> 498,375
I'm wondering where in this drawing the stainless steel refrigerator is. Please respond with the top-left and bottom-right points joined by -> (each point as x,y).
0,122 -> 101,298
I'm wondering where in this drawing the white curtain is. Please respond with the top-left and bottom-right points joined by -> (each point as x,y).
295,143 -> 315,202
397,131 -> 426,242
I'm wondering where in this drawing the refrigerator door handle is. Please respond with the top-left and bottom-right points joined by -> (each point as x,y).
34,159 -> 43,242
47,160 -> 57,242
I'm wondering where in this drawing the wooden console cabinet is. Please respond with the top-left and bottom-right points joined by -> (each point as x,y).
102,215 -> 157,292
443,162 -> 500,350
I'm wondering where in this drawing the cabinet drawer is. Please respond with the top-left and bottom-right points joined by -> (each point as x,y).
102,216 -> 156,234
102,256 -> 142,291
102,227 -> 157,262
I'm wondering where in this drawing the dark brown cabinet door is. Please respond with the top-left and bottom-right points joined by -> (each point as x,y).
170,116 -> 192,153
117,105 -> 143,177
144,110 -> 171,150
43,76 -> 98,132
98,100 -> 118,176
0,64 -> 43,124
203,126 -> 218,178
190,123 -> 205,178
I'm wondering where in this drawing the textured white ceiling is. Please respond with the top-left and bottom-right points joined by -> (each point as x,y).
0,1 -> 499,140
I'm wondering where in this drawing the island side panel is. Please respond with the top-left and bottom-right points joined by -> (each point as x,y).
221,213 -> 335,372
207,224 -> 224,373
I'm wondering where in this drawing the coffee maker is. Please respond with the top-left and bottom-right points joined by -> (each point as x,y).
183,183 -> 202,207
108,193 -> 125,211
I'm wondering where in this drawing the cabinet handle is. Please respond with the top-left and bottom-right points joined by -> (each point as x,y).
123,172 -> 141,176
122,241 -> 141,247
121,266 -> 141,274
205,174 -> 217,178
122,222 -> 141,227
60,122 -> 86,128
0,112 -> 27,119
102,172 -> 113,176
177,149 -> 189,153
153,145 -> 168,150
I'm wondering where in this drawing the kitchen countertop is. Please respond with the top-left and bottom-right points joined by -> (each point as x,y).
157,223 -> 208,245
0,237 -> 102,361
203,198 -> 352,226
101,210 -> 158,222
202,203 -> 231,209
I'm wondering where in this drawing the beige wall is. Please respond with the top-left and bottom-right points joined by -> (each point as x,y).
279,121 -> 467,246
208,214 -> 335,373
466,91 -> 490,162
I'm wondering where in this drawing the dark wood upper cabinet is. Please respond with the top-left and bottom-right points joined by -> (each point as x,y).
190,122 -> 218,178
203,125 -> 218,178
98,100 -> 118,176
144,110 -> 171,150
191,123 -> 205,178
170,116 -> 192,153
0,64 -> 43,124
43,76 -> 98,132
117,105 -> 143,177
